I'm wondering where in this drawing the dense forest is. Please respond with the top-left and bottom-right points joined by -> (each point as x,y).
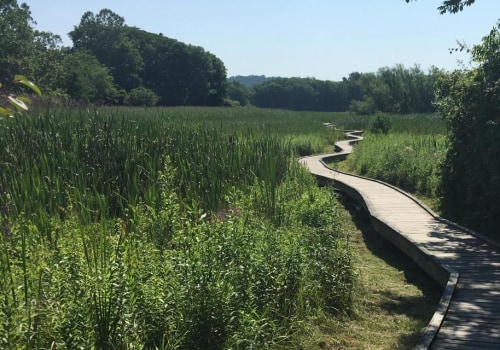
229,66 -> 435,114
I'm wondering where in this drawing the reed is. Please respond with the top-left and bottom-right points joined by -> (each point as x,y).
0,106 -> 355,349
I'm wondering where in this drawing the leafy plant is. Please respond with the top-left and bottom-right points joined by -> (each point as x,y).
369,112 -> 392,134
0,107 -> 357,348
125,87 -> 159,106
0,75 -> 41,117
435,23 -> 500,233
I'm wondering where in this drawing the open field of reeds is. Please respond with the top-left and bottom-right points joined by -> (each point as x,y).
0,107 -> 359,349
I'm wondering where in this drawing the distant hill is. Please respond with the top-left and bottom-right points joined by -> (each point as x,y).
228,75 -> 273,87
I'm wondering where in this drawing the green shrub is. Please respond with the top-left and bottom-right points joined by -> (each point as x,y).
125,87 -> 159,106
349,97 -> 377,115
435,24 -> 500,234
369,112 -> 392,134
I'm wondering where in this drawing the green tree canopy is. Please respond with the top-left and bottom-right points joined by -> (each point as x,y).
126,27 -> 227,106
405,0 -> 476,14
31,30 -> 68,93
250,68 -> 435,113
226,81 -> 250,106
435,23 -> 500,233
353,65 -> 435,114
69,9 -> 227,106
59,50 -> 119,104
0,0 -> 35,81
70,9 -> 143,91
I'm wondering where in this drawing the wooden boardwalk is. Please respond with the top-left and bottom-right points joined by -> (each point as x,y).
300,131 -> 500,349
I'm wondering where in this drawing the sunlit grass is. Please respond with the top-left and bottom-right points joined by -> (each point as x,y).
0,106 -> 357,349
336,132 -> 448,199
294,196 -> 442,349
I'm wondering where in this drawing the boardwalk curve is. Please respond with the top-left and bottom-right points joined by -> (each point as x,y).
299,131 -> 500,349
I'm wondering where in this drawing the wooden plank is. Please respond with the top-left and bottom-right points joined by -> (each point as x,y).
431,337 -> 500,349
456,280 -> 500,288
452,298 -> 500,309
444,313 -> 500,324
436,326 -> 500,340
457,276 -> 500,283
447,261 -> 500,269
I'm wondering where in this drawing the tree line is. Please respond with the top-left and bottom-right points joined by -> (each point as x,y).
1,3 -> 226,106
3,1 -> 438,112
228,65 -> 436,114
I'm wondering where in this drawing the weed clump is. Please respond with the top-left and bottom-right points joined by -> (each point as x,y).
369,112 -> 392,134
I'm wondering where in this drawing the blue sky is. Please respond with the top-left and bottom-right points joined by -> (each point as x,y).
25,0 -> 500,81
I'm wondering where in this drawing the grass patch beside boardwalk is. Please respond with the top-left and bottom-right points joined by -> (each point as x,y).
295,195 -> 442,349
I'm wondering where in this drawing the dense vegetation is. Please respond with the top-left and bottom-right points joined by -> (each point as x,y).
1,4 -> 226,107
228,75 -> 272,87
2,1 -> 438,113
1,0 -> 499,347
243,66 -> 436,114
0,108 -> 362,349
341,26 -> 500,238
337,3 -> 500,238
434,23 -> 500,234
338,114 -> 448,201
69,10 -> 227,106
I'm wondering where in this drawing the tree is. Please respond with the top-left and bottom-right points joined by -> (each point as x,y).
31,30 -> 68,93
0,0 -> 35,81
347,65 -> 435,114
435,23 -> 500,233
0,1 -> 68,101
70,9 -> 144,91
70,9 -> 125,50
405,0 -> 476,14
128,28 -> 226,106
70,10 -> 227,106
252,78 -> 322,111
59,50 -> 119,104
409,0 -> 500,234
110,36 -> 144,90
226,81 -> 249,106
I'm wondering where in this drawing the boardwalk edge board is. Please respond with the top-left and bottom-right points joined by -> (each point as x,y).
299,130 -> 459,350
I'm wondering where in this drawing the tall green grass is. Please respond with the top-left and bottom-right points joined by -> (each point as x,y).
0,106 -> 356,349
343,133 -> 448,198
1,107 -> 373,222
0,109 -> 296,220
